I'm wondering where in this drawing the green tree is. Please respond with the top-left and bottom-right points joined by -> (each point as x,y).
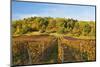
83,24 -> 91,36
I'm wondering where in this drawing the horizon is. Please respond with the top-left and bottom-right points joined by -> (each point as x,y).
12,16 -> 96,22
12,1 -> 96,21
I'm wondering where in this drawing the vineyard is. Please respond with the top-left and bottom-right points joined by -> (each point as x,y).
12,35 -> 58,65
59,36 -> 96,63
12,17 -> 96,66
12,35 -> 96,66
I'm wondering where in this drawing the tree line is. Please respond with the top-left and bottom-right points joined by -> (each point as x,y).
12,17 -> 95,37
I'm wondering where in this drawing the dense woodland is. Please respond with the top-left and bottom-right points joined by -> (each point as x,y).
12,17 -> 95,37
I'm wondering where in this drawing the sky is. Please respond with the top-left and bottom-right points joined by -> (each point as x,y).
12,1 -> 96,21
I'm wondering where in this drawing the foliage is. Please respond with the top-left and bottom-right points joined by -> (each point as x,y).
12,17 -> 95,37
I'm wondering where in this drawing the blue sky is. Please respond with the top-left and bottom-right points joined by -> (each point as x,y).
12,1 -> 95,21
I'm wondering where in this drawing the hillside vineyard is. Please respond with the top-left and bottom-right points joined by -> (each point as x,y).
12,17 -> 96,66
